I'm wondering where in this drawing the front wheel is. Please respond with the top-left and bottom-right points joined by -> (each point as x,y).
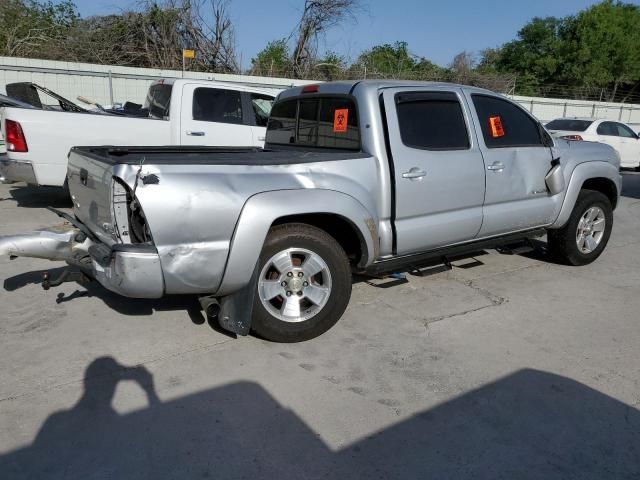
547,190 -> 613,266
251,223 -> 352,343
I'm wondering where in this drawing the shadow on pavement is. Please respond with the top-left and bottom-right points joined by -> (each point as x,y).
2,184 -> 72,208
621,171 -> 640,199
0,359 -> 637,479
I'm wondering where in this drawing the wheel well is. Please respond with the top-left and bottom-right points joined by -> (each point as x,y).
582,177 -> 618,209
271,214 -> 366,266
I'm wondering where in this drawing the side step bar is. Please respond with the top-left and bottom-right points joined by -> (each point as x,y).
365,228 -> 546,276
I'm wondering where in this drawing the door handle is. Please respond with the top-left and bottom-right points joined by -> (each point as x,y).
402,168 -> 427,180
186,130 -> 205,136
487,162 -> 505,172
257,136 -> 266,141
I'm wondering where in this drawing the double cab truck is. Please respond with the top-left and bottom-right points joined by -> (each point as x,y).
0,79 -> 279,187
0,81 -> 622,342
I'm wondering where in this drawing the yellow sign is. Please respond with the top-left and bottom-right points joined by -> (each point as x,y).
183,49 -> 195,59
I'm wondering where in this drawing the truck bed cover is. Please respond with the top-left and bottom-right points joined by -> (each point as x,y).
71,146 -> 370,166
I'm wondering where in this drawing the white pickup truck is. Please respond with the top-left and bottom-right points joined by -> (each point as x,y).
0,79 -> 280,187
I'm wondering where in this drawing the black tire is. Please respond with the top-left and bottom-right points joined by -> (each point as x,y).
251,223 -> 352,343
547,190 -> 613,266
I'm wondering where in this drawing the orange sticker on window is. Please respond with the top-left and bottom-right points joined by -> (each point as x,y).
489,116 -> 505,138
334,109 -> 349,133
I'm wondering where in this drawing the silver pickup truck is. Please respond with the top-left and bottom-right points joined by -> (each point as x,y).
0,81 -> 622,342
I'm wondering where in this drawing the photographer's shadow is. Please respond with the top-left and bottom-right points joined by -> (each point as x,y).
0,360 -> 638,479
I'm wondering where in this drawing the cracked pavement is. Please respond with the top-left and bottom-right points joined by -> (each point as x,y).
1,174 -> 639,479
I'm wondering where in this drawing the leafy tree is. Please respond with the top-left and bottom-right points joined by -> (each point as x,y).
250,39 -> 291,76
0,0 -> 78,58
562,0 -> 640,99
356,41 -> 415,76
495,16 -> 567,94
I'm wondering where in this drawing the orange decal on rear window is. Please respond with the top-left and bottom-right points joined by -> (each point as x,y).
489,116 -> 505,138
334,109 -> 349,133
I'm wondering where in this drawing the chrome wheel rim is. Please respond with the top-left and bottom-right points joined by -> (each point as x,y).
258,248 -> 332,323
576,206 -> 606,254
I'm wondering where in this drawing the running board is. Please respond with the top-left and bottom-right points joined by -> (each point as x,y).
365,229 -> 546,276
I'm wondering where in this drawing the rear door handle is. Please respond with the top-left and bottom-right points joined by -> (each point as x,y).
402,168 -> 427,180
487,162 -> 505,172
186,130 -> 205,136
257,136 -> 266,142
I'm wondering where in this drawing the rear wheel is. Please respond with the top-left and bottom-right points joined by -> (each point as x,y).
547,190 -> 613,266
251,223 -> 352,343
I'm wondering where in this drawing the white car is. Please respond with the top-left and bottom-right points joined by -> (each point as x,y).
547,118 -> 640,170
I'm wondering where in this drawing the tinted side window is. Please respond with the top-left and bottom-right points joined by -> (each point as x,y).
472,94 -> 543,148
250,93 -> 274,127
192,88 -> 243,124
616,123 -> 637,138
267,99 -> 297,144
597,122 -> 617,136
395,92 -> 470,150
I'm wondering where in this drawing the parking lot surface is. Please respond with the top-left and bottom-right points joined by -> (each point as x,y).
1,175 -> 639,479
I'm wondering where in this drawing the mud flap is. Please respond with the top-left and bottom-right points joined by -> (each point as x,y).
217,261 -> 260,336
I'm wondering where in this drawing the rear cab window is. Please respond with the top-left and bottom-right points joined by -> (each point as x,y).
266,96 -> 360,150
472,94 -> 546,148
546,119 -> 593,132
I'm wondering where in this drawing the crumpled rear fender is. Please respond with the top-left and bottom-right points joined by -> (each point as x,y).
215,189 -> 377,296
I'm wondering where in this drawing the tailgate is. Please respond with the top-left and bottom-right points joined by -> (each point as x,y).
67,148 -> 118,246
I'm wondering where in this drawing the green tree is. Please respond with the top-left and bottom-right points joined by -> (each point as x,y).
0,0 -> 78,58
562,0 -> 640,100
356,41 -> 414,76
250,39 -> 291,76
495,16 -> 567,94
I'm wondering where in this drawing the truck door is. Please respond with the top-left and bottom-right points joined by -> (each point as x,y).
382,88 -> 486,254
465,93 -> 556,237
180,84 -> 254,146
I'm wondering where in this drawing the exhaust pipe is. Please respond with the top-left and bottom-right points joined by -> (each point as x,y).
0,229 -> 80,261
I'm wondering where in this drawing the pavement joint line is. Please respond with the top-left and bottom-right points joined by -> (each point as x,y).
0,337 -> 235,404
451,261 -> 548,281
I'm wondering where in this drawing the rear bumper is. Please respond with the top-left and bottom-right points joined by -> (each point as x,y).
0,226 -> 165,299
90,244 -> 164,298
0,156 -> 37,184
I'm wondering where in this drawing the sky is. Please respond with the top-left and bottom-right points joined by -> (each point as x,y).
72,0 -> 638,68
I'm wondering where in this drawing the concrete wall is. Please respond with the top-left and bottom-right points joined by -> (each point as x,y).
1,56 -> 639,128
511,95 -> 640,127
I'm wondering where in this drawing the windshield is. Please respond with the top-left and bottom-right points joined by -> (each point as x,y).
145,84 -> 172,120
546,119 -> 593,132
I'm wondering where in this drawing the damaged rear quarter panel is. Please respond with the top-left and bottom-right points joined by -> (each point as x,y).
119,156 -> 379,295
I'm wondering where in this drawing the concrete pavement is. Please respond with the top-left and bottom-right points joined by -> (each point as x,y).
1,175 -> 639,479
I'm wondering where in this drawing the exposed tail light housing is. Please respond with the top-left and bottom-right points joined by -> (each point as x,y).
561,134 -> 583,141
5,120 -> 28,152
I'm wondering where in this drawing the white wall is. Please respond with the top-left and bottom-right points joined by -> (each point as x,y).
511,95 -> 640,127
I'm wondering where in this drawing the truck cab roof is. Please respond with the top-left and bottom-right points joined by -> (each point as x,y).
277,80 -> 498,100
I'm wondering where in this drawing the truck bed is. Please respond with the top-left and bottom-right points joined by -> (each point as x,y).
70,146 -> 370,166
